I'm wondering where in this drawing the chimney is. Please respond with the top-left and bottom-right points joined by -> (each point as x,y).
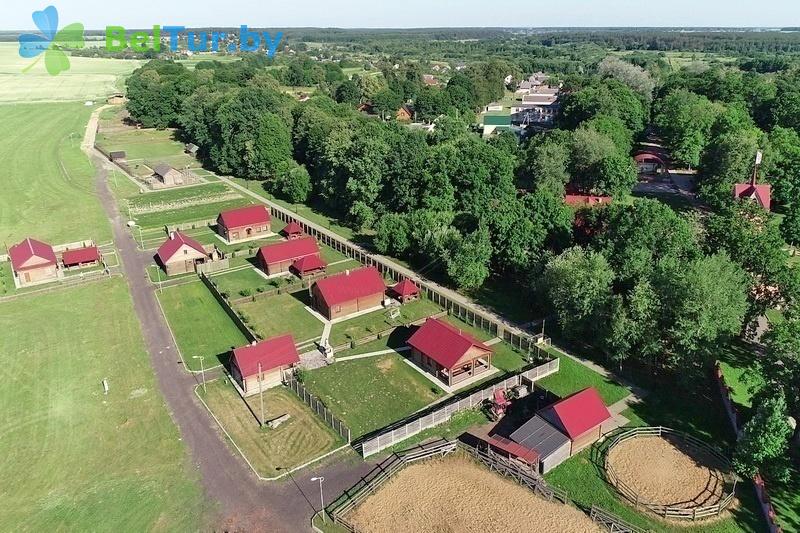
170,232 -> 176,240
251,340 -> 257,346
345,269 -> 350,276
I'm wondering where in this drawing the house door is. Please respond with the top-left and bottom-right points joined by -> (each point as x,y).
24,272 -> 31,283
246,227 -> 252,236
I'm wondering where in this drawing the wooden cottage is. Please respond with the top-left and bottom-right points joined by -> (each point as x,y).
538,388 -> 612,455
217,205 -> 271,243
153,164 -> 184,186
256,236 -> 322,276
230,335 -> 300,396
155,232 -> 208,276
311,266 -> 386,320
8,237 -> 59,287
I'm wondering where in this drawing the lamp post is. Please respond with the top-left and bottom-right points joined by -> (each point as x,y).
193,356 -> 206,392
311,476 -> 326,522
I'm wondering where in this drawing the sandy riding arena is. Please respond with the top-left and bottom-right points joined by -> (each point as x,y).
606,434 -> 728,508
348,455 -> 602,533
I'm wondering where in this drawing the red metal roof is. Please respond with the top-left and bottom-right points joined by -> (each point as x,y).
734,183 -> 771,211
407,318 -> 492,370
257,236 -> 319,266
62,246 -> 100,266
565,194 -> 612,207
486,434 -> 540,465
390,278 -> 420,298
156,232 -> 206,264
8,237 -> 57,272
232,334 -> 299,378
217,205 -> 270,229
634,152 -> 666,165
291,254 -> 327,274
313,266 -> 386,307
540,388 -> 611,440
282,221 -> 303,236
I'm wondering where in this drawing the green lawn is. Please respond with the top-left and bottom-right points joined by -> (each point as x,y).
0,279 -> 206,530
127,182 -> 233,209
96,128 -> 195,162
300,353 -> 445,438
0,260 -> 13,295
0,103 -> 111,244
210,267 -> 274,296
329,299 -> 443,346
157,281 -> 249,370
199,380 -> 343,478
234,291 -> 325,344
538,346 -> 631,406
442,315 -> 530,374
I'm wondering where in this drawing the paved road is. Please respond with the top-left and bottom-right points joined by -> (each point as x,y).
88,149 -> 373,529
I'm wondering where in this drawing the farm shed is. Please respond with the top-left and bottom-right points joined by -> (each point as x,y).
281,221 -> 304,240
8,237 -> 59,287
184,143 -> 199,156
155,232 -> 208,276
290,254 -> 327,278
388,278 -> 420,303
256,236 -> 320,275
153,164 -> 184,186
108,151 -> 126,162
407,318 -> 493,387
485,434 -> 540,471
217,205 -> 272,243
62,246 -> 100,269
311,266 -> 386,320
230,334 -> 300,396
510,415 -> 571,474
538,387 -> 612,455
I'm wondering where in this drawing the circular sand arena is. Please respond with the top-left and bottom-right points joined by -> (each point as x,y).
605,428 -> 735,515
348,455 -> 602,533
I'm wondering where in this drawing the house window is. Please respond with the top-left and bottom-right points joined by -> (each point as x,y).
183,249 -> 188,255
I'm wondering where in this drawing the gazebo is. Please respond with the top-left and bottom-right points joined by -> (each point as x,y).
389,278 -> 420,303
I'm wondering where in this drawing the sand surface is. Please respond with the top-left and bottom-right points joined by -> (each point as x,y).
349,455 -> 601,533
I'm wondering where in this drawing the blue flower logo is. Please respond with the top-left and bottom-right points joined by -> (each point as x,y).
19,6 -> 84,76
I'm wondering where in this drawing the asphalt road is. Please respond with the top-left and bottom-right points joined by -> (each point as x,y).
91,153 -> 374,530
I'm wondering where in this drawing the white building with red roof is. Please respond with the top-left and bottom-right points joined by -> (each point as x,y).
230,334 -> 300,395
538,387 -> 612,454
256,236 -> 322,276
156,232 -> 209,276
216,205 -> 271,243
8,237 -> 60,287
311,266 -> 386,320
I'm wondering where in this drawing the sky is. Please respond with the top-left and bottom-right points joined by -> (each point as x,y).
6,0 -> 800,30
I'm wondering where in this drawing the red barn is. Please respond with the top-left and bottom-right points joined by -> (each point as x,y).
407,318 -> 493,387
256,237 -> 321,275
311,266 -> 386,320
290,254 -> 327,278
230,335 -> 300,396
62,246 -> 100,269
217,205 -> 271,243
8,237 -> 59,287
539,387 -> 612,454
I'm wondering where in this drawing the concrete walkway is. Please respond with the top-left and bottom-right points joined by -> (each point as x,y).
336,346 -> 410,362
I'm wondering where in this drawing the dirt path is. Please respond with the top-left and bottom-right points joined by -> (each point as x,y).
84,108 -> 374,530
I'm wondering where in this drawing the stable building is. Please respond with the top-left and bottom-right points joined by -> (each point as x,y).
62,246 -> 101,269
217,205 -> 272,243
230,334 -> 300,396
538,387 -> 612,455
155,232 -> 209,276
8,237 -> 59,287
153,164 -> 184,186
407,318 -> 493,387
311,266 -> 386,320
108,151 -> 126,162
510,415 -> 572,474
281,221 -> 304,240
257,236 -> 321,276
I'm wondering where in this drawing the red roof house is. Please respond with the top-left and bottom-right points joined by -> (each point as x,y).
734,175 -> 771,211
539,387 -> 612,453
8,237 -> 59,286
389,278 -> 421,303
156,232 -> 208,276
634,152 -> 667,175
62,246 -> 100,268
407,318 -> 493,387
565,194 -> 612,207
290,254 -> 327,277
230,334 -> 300,395
311,266 -> 386,320
256,236 -> 320,275
216,205 -> 271,243
282,221 -> 304,240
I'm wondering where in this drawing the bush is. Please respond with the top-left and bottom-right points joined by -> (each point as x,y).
239,288 -> 253,297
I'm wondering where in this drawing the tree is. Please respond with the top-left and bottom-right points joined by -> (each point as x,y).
570,126 -> 617,183
761,314 -> 800,448
244,112 -> 293,179
653,89 -> 721,168
521,131 -> 572,195
698,127 -> 762,208
446,226 -> 493,290
733,391 -> 793,482
334,79 -> 361,105
593,153 -> 638,197
560,79 -> 646,134
272,160 -> 311,203
374,213 -> 411,256
597,56 -> 655,102
415,86 -> 450,122
372,88 -> 402,119
583,114 -> 633,155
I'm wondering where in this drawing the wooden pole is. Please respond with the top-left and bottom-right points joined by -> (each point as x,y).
258,362 -> 264,426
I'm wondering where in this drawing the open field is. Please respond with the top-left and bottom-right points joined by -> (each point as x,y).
329,299 -> 443,346
349,454 -> 602,533
234,291 -> 325,343
0,43 -> 141,102
96,127 -> 200,168
199,379 -> 342,478
0,103 -> 111,244
0,279 -> 206,530
157,281 -> 249,370
538,347 -> 631,406
300,353 -> 445,438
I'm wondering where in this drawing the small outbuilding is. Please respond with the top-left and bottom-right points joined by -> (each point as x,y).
153,164 -> 184,186
311,266 -> 386,320
107,93 -> 126,105
564,194 -> 612,207
217,205 -> 271,243
62,246 -> 101,269
510,415 -> 572,474
281,221 -> 304,240
407,318 -> 493,387
538,387 -> 612,455
8,237 -> 59,287
184,143 -> 199,156
634,152 -> 667,175
389,278 -> 420,303
109,151 -> 126,162
290,254 -> 327,278
155,232 -> 208,276
230,334 -> 300,396
396,104 -> 414,122
257,236 -> 320,275
734,175 -> 771,211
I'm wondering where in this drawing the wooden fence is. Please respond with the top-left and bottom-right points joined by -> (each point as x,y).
286,376 -> 351,443
358,358 -> 559,458
590,505 -> 651,533
199,272 -> 258,342
603,426 -> 738,521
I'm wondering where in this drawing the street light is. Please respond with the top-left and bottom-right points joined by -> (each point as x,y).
193,356 -> 206,392
311,476 -> 326,522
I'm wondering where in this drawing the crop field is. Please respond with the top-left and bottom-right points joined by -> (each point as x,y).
0,103 -> 111,244
0,279 -> 206,530
134,198 -> 255,228
0,43 -> 142,102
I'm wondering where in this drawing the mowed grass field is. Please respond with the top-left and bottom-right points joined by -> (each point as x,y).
0,43 -> 141,102
0,103 -> 112,244
0,279 -> 206,530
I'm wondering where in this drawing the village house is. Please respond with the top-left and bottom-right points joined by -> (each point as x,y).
256,236 -> 322,276
407,317 -> 494,387
281,221 -> 304,240
396,104 -> 414,122
230,334 -> 300,396
538,387 -> 612,455
422,74 -> 439,86
8,237 -> 60,287
61,246 -> 101,269
734,174 -> 771,211
184,143 -> 199,157
152,163 -> 184,186
216,205 -> 271,243
311,266 -> 386,320
108,150 -> 126,162
388,278 -> 420,303
156,232 -> 211,276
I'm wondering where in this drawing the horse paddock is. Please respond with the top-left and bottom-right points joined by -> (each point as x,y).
348,455 -> 602,533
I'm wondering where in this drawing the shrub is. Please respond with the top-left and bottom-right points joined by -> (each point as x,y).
239,288 -> 253,297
